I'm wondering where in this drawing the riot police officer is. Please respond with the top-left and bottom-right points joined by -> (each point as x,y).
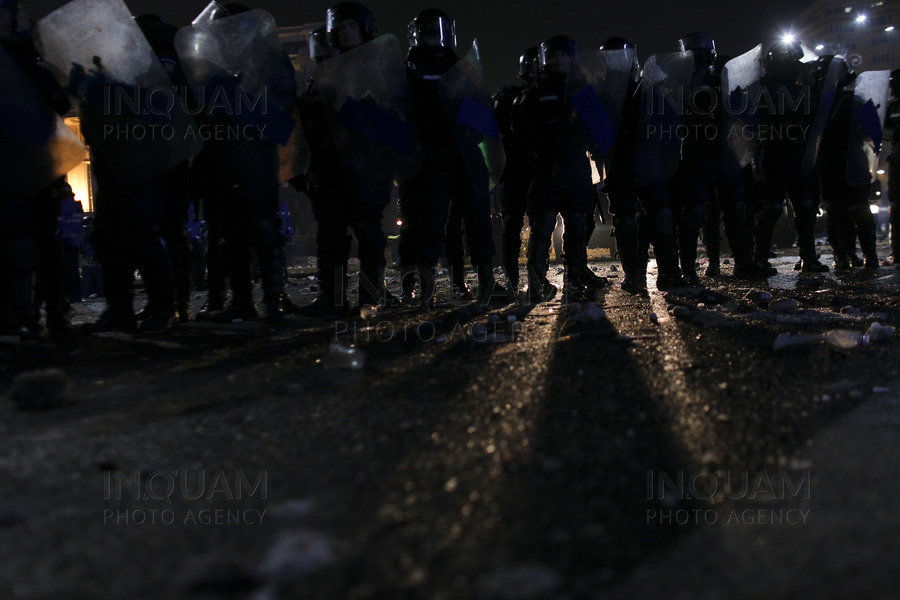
492,46 -> 539,296
187,3 -> 293,324
398,8 -> 507,306
599,37 -> 650,293
299,1 -> 400,316
752,39 -> 829,273
669,32 -> 721,285
819,58 -> 880,269
512,34 -> 593,302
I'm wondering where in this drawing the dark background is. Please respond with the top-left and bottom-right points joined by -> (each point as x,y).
24,0 -> 814,89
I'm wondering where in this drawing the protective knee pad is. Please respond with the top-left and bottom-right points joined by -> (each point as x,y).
655,207 -> 676,236
685,205 -> 707,232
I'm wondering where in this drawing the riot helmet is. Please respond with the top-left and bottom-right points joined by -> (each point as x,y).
135,14 -> 185,83
326,2 -> 377,51
600,36 -> 641,80
539,34 -> 580,74
518,46 -> 540,81
600,36 -> 635,51
765,38 -> 804,72
135,14 -> 177,57
891,69 -> 900,98
407,9 -> 456,48
678,32 -> 716,70
812,54 -> 854,87
308,26 -> 337,63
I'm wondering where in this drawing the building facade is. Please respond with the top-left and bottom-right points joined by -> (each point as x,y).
797,0 -> 899,69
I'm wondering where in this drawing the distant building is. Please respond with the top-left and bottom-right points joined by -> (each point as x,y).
796,0 -> 900,69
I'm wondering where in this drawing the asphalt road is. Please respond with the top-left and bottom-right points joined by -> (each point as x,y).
1,248 -> 899,600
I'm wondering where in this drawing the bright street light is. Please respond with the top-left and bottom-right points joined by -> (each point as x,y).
856,14 -> 868,23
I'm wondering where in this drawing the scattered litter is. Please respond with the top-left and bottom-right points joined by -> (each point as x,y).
744,289 -> 772,303
359,305 -> 378,320
8,369 -> 69,411
773,329 -> 871,351
568,302 -> 606,322
322,344 -> 365,370
866,322 -> 895,342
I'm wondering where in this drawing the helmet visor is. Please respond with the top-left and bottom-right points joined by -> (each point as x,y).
408,14 -> 456,48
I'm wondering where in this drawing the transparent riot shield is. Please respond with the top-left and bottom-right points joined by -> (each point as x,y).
802,56 -> 843,175
310,34 -> 420,187
34,0 -> 202,183
566,48 -> 634,161
439,40 -> 506,190
721,44 -> 762,171
174,8 -> 310,182
0,46 -> 85,197
633,51 -> 694,186
846,69 -> 890,187
192,1 -> 229,25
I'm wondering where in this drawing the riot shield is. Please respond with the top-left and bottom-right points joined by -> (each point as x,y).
846,69 -> 890,187
310,34 -> 420,187
799,41 -> 820,63
438,40 -> 506,190
721,44 -> 762,170
633,51 -> 694,186
0,46 -> 85,197
802,56 -> 843,175
34,0 -> 202,183
566,48 -> 634,161
174,8 -> 309,182
192,1 -> 229,25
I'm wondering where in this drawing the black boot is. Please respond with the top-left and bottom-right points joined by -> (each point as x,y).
474,265 -> 509,306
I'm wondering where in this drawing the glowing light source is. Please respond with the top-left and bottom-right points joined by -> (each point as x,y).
782,33 -> 796,44
815,44 -> 825,50
877,169 -> 886,174
870,204 -> 880,215
886,26 -> 895,32
856,14 -> 867,23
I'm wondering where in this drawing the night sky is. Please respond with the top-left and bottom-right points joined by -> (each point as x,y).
25,0 -> 814,89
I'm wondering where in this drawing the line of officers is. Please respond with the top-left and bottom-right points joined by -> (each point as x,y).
301,6 -> 900,320
3,0 -> 899,340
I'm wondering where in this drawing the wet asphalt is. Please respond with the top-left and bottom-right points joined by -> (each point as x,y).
1,247 -> 899,599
